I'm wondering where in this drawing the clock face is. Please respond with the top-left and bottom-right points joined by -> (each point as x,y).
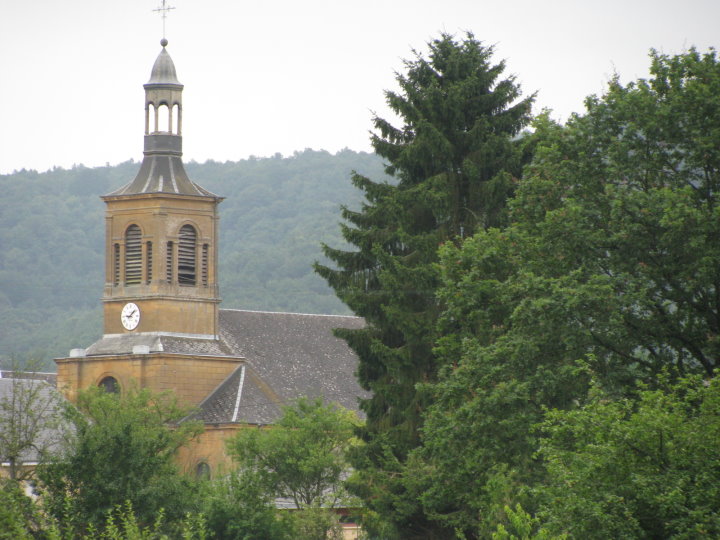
120,302 -> 140,331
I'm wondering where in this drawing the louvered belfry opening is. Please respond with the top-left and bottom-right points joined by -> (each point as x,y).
202,243 -> 209,286
113,243 -> 120,286
146,241 -> 153,284
178,224 -> 197,286
166,241 -> 174,283
124,225 -> 142,285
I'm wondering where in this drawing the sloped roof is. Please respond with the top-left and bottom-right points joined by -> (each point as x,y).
84,333 -> 234,357
220,309 -> 366,411
105,155 -> 221,197
189,364 -> 282,425
0,371 -> 57,386
193,309 -> 367,425
0,378 -> 69,464
75,309 -> 367,426
146,42 -> 182,87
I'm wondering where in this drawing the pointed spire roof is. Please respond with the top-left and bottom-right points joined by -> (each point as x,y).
146,39 -> 182,87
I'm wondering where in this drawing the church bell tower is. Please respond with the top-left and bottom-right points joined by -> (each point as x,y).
56,40 -> 241,406
102,39 -> 223,337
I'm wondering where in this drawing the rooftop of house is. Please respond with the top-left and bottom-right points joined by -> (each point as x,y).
0,377 -> 69,465
0,371 -> 57,386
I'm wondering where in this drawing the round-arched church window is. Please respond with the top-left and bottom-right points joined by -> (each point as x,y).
99,376 -> 120,394
195,461 -> 211,480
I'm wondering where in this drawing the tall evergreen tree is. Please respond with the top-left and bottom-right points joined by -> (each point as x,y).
315,32 -> 533,536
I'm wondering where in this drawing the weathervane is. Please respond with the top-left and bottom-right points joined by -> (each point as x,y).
153,0 -> 175,40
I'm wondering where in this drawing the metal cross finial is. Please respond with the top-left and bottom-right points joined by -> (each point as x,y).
153,0 -> 176,40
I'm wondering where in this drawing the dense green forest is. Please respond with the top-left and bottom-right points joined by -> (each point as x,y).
0,149 -> 387,368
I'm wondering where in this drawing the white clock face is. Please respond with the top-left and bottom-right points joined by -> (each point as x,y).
120,302 -> 140,331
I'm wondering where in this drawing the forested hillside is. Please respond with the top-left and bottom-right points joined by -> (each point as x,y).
0,149 -> 385,368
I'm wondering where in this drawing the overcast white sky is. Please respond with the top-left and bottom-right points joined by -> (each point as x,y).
1,0 -> 718,174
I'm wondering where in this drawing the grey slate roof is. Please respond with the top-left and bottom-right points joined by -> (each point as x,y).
193,309 -> 367,425
78,309 -> 367,426
0,371 -> 57,386
0,378 -> 69,464
189,364 -> 281,425
146,43 -> 182,87
84,333 -> 234,357
222,309 -> 366,410
106,156 -> 221,198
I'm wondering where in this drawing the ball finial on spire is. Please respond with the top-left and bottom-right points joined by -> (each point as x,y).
161,38 -> 168,47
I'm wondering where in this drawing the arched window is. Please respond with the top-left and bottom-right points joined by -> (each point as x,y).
99,376 -> 119,394
195,461 -> 211,480
158,103 -> 170,132
147,104 -> 156,134
172,104 -> 181,135
178,225 -> 197,286
125,225 -> 142,285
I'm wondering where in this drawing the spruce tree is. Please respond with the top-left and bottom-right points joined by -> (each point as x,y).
315,32 -> 533,536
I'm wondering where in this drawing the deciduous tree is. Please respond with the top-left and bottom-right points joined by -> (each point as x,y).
37,386 -> 202,533
414,47 -> 720,536
0,366 -> 67,481
228,397 -> 359,510
200,470 -> 288,540
538,376 -> 720,539
227,398 -> 359,540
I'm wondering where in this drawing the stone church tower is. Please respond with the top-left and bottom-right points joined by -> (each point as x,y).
55,39 -> 365,475
102,38 -> 221,338
56,40 -> 242,406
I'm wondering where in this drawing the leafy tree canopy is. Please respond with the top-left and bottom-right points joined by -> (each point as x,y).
538,375 -> 720,539
200,469 -> 288,540
228,397 -> 360,510
226,397 -> 360,539
0,478 -> 44,540
412,47 -> 720,536
37,386 -> 202,533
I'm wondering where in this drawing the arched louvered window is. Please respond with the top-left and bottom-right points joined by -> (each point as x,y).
178,225 -> 197,286
125,225 -> 142,285
146,241 -> 153,284
202,244 -> 209,286
113,243 -> 120,286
